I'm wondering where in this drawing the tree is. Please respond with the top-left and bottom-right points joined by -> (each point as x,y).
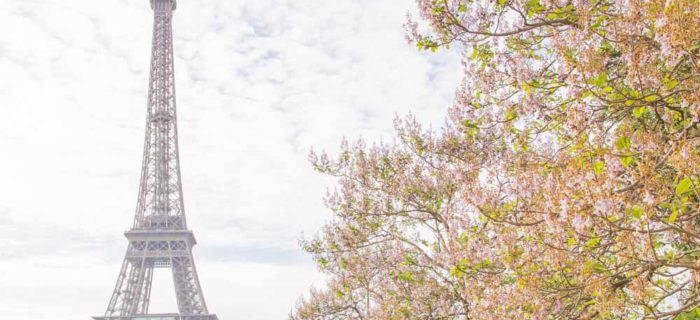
292,0 -> 700,319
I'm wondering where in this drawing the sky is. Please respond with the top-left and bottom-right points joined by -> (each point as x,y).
0,0 -> 461,319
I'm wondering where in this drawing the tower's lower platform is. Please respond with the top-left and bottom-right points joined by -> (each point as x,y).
97,229 -> 213,319
93,313 -> 217,320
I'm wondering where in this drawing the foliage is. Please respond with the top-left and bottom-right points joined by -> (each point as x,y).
292,0 -> 700,319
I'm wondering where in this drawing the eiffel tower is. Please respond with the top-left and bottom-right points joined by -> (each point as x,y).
94,1 -> 217,319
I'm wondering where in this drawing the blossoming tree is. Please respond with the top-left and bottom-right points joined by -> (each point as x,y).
292,0 -> 700,319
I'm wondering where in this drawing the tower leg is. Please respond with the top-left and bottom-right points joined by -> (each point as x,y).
139,266 -> 154,313
105,258 -> 129,316
131,263 -> 153,315
104,244 -> 154,317
172,255 -> 208,315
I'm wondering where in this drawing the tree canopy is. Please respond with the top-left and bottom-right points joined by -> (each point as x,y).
293,0 -> 700,319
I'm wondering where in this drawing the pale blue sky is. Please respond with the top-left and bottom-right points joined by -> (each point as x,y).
0,0 -> 460,318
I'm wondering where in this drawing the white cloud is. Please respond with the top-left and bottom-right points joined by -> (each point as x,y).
0,0 -> 460,319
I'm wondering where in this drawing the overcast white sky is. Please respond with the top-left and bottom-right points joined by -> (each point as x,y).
0,0 -> 460,319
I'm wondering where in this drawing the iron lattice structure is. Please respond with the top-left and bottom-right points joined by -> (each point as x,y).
94,1 -> 217,319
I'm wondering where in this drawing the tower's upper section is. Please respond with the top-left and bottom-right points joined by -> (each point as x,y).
150,0 -> 177,12
133,0 -> 186,231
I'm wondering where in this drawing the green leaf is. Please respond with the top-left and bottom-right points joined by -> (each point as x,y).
567,237 -> 576,246
620,156 -> 633,167
416,37 -> 439,52
589,72 -> 607,88
521,81 -> 531,95
659,202 -> 674,211
583,260 -> 605,274
615,136 -> 630,150
596,73 -> 607,88
584,237 -> 601,250
663,79 -> 679,90
624,99 -> 635,106
644,94 -> 658,102
629,206 -> 643,219
633,106 -> 646,118
676,307 -> 700,320
318,257 -> 328,268
593,262 -> 606,273
399,271 -> 414,283
503,201 -> 516,212
505,107 -> 517,121
676,177 -> 692,196
526,0 -> 545,16
593,161 -> 604,175
665,250 -> 675,262
591,15 -> 605,30
458,4 -> 467,13
458,232 -> 469,244
668,210 -> 678,224
450,258 -> 470,278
